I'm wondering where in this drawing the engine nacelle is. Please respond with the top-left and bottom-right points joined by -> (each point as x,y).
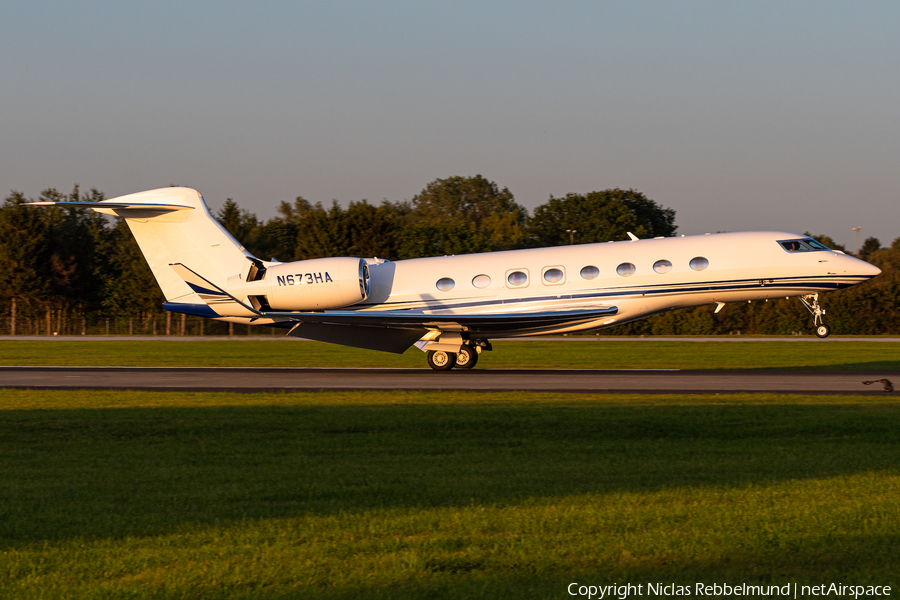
227,257 -> 370,311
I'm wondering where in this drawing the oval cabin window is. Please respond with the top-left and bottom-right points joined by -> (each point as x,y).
472,274 -> 491,288
616,263 -> 636,277
436,277 -> 455,291
507,271 -> 528,286
543,268 -> 564,284
580,265 -> 599,280
653,260 -> 672,274
690,257 -> 709,271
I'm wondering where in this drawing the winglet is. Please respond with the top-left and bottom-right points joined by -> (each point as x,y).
169,263 -> 260,317
627,232 -> 639,241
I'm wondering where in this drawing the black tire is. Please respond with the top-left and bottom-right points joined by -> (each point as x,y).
427,350 -> 457,371
455,346 -> 478,369
815,324 -> 831,338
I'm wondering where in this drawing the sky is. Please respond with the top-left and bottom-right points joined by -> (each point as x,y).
2,1 -> 898,251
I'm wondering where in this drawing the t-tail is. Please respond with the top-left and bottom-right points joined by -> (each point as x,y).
28,187 -> 371,320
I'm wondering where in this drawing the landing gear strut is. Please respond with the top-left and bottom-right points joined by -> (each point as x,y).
800,294 -> 830,338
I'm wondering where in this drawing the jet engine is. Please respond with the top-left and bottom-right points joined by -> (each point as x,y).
226,257 -> 369,311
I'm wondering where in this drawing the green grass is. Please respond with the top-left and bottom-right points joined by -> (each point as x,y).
1,339 -> 899,369
1,389 -> 899,598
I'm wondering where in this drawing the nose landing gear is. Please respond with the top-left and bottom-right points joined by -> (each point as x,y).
800,294 -> 830,338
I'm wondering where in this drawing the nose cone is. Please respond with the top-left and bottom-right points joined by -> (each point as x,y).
851,255 -> 881,278
863,261 -> 882,278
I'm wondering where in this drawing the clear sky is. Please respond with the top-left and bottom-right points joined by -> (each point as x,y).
2,1 -> 898,250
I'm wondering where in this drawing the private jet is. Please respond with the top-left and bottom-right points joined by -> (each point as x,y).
30,187 -> 882,370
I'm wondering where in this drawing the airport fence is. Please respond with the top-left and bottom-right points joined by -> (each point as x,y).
0,307 -> 283,337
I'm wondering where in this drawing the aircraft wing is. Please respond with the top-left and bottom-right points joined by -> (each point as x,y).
281,307 -> 617,353
278,306 -> 618,331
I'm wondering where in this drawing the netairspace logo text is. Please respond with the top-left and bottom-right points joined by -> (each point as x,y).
567,583 -> 892,599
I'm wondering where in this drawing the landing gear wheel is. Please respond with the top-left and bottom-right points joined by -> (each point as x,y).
815,324 -> 831,338
455,346 -> 478,369
427,350 -> 457,371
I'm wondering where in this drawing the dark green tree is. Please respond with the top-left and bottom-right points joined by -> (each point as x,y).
397,221 -> 492,259
260,196 -> 318,261
860,237 -> 881,260
217,199 -> 259,241
408,175 -> 527,252
43,186 -> 110,312
291,200 -> 409,260
0,191 -> 53,321
0,185 -> 112,333
527,189 -> 676,247
340,200 -> 409,259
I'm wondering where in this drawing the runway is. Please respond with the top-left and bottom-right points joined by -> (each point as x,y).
1,366 -> 896,394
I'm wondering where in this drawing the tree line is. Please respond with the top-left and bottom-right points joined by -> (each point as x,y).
0,175 -> 896,337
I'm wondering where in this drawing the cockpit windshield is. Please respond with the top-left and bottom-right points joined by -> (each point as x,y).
778,238 -> 830,253
804,238 -> 830,250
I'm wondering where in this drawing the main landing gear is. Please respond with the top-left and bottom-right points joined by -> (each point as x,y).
426,350 -> 456,370
800,294 -> 831,338
426,342 -> 485,371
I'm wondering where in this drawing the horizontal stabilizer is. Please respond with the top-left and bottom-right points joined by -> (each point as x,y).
26,201 -> 193,212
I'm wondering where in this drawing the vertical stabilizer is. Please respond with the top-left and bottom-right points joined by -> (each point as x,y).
95,187 -> 252,302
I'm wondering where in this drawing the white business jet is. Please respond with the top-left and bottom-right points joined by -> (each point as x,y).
31,187 -> 882,370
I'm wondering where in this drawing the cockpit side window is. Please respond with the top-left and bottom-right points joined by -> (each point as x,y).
778,238 -> 830,253
779,239 -> 812,252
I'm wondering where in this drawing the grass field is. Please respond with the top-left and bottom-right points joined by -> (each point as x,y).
1,389 -> 898,598
1,339 -> 899,370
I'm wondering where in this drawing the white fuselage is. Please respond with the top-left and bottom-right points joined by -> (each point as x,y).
352,231 -> 879,337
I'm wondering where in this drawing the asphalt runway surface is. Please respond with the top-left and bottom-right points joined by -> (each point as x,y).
1,366 -> 896,395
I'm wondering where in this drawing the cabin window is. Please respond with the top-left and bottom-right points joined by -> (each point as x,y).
507,270 -> 528,287
436,277 -> 455,291
616,263 -> 636,277
472,274 -> 491,288
580,265 -> 599,280
690,257 -> 709,271
542,267 -> 565,284
653,260 -> 672,274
